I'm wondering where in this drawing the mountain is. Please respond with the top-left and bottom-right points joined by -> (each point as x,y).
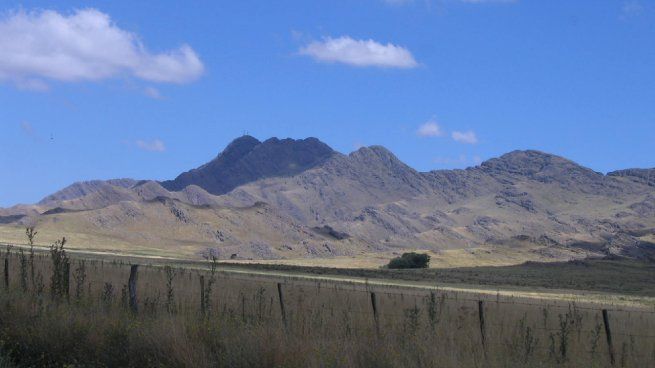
38,179 -> 139,205
0,136 -> 653,267
160,136 -> 336,195
608,168 -> 655,187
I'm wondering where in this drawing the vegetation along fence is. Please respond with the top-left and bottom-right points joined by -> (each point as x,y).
0,240 -> 653,367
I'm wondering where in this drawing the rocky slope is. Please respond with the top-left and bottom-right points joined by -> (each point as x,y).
0,136 -> 653,264
161,136 -> 335,195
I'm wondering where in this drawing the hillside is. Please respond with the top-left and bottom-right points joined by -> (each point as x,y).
0,136 -> 653,266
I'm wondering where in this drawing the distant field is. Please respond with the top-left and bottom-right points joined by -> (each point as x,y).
0,224 -> 615,269
4,241 -> 655,300
221,258 -> 655,298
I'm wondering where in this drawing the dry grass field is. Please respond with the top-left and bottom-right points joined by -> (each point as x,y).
0,240 -> 653,367
0,223 -> 600,269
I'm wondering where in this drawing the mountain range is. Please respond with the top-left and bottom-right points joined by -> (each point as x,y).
1,136 -> 653,267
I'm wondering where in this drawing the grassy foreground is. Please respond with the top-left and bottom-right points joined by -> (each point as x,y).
0,242 -> 653,367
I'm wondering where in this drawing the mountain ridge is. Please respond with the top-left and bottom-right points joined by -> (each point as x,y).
1,136 -> 653,265
160,135 -> 336,195
32,138 -> 654,206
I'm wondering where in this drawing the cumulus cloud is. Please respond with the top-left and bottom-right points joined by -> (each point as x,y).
136,139 -> 166,152
0,8 -> 204,89
299,36 -> 418,68
452,130 -> 478,144
417,119 -> 444,137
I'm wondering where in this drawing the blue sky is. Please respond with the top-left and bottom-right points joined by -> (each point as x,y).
1,0 -> 654,207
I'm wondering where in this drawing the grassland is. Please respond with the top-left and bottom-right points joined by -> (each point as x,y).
221,257 -> 655,297
0,239 -> 653,367
7,239 -> 653,298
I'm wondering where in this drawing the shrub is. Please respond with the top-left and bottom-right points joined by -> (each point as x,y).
49,238 -> 70,300
387,252 -> 430,269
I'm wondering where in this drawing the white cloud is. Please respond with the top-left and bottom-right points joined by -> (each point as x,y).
299,36 -> 418,68
136,139 -> 166,152
452,130 -> 478,144
0,9 -> 204,89
417,120 -> 444,137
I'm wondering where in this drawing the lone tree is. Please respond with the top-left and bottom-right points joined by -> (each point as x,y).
387,252 -> 430,269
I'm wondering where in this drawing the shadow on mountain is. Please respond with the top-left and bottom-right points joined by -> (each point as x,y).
161,135 -> 335,195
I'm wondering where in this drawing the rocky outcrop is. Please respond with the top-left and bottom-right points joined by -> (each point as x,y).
608,168 -> 655,187
161,136 -> 335,195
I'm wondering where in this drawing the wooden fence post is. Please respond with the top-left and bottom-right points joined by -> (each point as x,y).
3,258 -> 8,290
602,309 -> 615,366
370,292 -> 380,336
241,293 -> 246,322
63,262 -> 70,300
478,300 -> 487,355
199,275 -> 205,316
128,265 -> 138,314
277,283 -> 287,328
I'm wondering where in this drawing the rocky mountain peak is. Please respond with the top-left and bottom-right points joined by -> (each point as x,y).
478,150 -> 625,195
482,150 -> 577,173
256,137 -> 334,162
349,145 -> 404,167
215,135 -> 261,162
481,150 -> 601,179
161,136 -> 335,195
348,145 -> 422,179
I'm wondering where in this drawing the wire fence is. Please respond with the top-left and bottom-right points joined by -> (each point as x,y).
3,246 -> 655,362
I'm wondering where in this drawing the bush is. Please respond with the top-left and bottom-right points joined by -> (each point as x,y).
387,252 -> 430,269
